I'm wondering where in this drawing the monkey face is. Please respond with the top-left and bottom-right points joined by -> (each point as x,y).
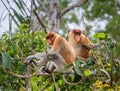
46,32 -> 56,45
47,39 -> 53,45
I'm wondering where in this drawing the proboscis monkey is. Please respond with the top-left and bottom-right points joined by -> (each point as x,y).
68,29 -> 94,61
44,32 -> 76,73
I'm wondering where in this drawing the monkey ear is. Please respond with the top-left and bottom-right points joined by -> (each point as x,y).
74,35 -> 80,42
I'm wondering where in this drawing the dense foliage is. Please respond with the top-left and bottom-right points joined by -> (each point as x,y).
0,24 -> 120,91
0,0 -> 120,91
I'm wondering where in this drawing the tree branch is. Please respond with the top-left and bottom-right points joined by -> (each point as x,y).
82,15 -> 87,35
57,0 -> 88,19
4,69 -> 40,78
38,0 -> 48,13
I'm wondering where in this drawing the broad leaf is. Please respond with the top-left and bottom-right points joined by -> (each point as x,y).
19,23 -> 28,32
84,69 -> 92,77
63,63 -> 73,73
74,60 -> 84,76
94,32 -> 107,40
2,52 -> 12,70
31,77 -> 39,91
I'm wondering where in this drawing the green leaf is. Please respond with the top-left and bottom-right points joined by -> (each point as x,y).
74,65 -> 83,76
18,65 -> 26,74
58,79 -> 63,86
49,85 -> 54,91
2,52 -> 12,70
86,57 -> 95,66
74,60 -> 84,76
39,31 -> 46,36
63,63 -> 73,73
84,69 -> 92,77
31,77 -> 39,91
94,32 -> 107,40
2,34 -> 9,40
19,23 -> 28,32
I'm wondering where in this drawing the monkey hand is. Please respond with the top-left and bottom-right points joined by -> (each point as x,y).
24,56 -> 36,65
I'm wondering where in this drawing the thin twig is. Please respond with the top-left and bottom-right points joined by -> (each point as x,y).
51,74 -> 58,91
28,0 -> 33,32
82,15 -> 87,35
1,0 -> 19,26
19,0 -> 30,13
33,10 -> 46,32
39,84 -> 48,91
100,69 -> 111,81
4,68 -> 40,78
91,53 -> 98,64
33,0 -> 47,33
38,0 -> 48,13
62,75 -> 86,85
110,49 -> 114,88
31,30 -> 35,49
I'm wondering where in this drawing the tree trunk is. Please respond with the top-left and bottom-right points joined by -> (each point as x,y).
48,0 -> 60,33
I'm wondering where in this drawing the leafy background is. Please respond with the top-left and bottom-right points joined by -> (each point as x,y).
0,0 -> 120,91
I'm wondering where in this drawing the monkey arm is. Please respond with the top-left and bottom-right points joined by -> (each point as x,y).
25,45 -> 52,67
32,58 -> 48,67
25,51 -> 66,70
26,52 -> 46,60
47,52 -> 74,73
25,57 -> 48,67
80,37 -> 105,50
47,51 -> 67,67
35,52 -> 67,74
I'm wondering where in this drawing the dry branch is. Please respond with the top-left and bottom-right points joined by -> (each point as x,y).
4,69 -> 40,78
57,0 -> 88,19
82,15 -> 87,35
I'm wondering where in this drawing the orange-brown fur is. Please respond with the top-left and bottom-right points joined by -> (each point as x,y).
46,32 -> 75,64
68,29 -> 93,61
